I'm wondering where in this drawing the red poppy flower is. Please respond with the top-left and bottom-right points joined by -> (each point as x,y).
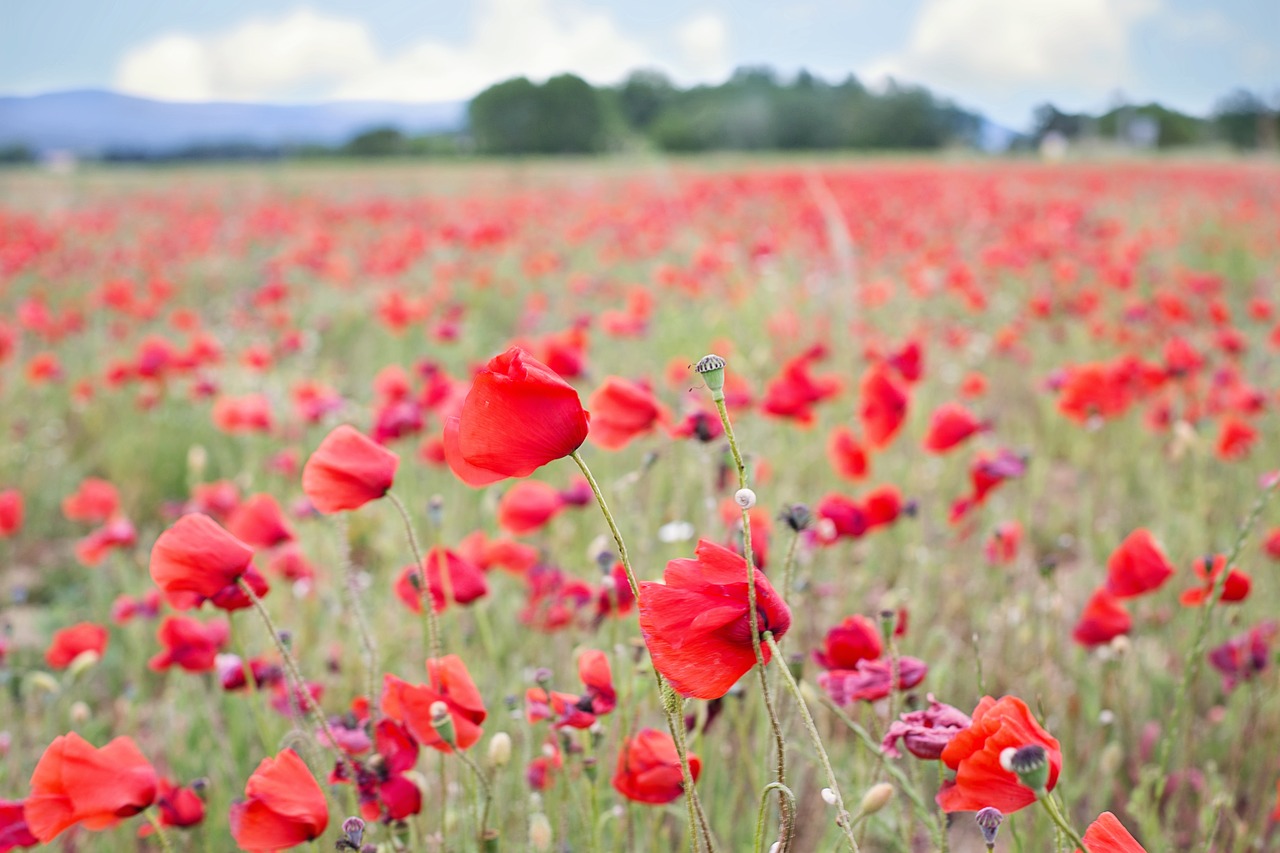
587,376 -> 667,450
302,424 -> 399,513
983,521 -> 1021,565
394,548 -> 488,613
265,543 -> 317,583
923,403 -> 987,453
226,494 -> 295,550
813,615 -> 883,670
815,493 -> 868,541
860,363 -> 909,448
148,616 -> 229,672
24,733 -> 157,842
638,539 -> 792,699
1105,529 -> 1174,598
496,480 -> 565,535
936,695 -> 1062,814
1072,588 -> 1132,647
329,719 -> 422,823
761,346 -> 842,425
1180,555 -> 1250,606
61,478 -> 120,523
229,749 -> 328,852
1077,811 -> 1146,852
863,485 -> 908,531
444,347 -> 590,487
138,778 -> 205,836
612,729 -> 702,805
45,622 -> 108,669
0,798 -> 38,850
187,480 -> 241,522
1216,416 -> 1257,460
149,513 -> 255,609
0,490 -> 22,538
381,655 -> 487,752
74,517 -> 138,566
881,694 -> 972,760
827,426 -> 870,480
456,530 -> 539,574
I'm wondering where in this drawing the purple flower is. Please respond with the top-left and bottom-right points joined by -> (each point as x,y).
881,694 -> 972,760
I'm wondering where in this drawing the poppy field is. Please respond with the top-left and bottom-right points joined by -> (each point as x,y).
1,158 -> 1279,852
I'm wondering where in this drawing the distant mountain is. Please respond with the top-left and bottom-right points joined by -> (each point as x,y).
0,89 -> 467,154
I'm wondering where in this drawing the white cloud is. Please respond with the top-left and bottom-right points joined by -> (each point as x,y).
675,13 -> 730,82
864,0 -> 1159,97
113,2 -> 718,103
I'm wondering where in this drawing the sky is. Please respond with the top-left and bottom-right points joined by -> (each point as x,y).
1,0 -> 1276,130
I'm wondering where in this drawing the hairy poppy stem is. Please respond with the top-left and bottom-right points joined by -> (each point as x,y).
570,449 -> 715,853
1037,792 -> 1090,853
145,811 -> 176,853
815,689 -> 943,846
754,782 -> 797,853
335,513 -> 380,722
1148,473 -> 1279,832
712,394 -> 792,849
387,491 -> 443,659
237,578 -> 360,784
764,632 -> 861,852
453,745 -> 494,849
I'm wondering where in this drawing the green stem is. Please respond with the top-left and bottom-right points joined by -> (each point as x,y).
764,633 -> 860,851
335,513 -> 379,719
754,782 -> 797,853
712,395 -> 791,849
454,746 -> 494,849
237,578 -> 360,784
570,449 -> 714,853
145,811 -> 176,853
780,528 -> 801,605
388,491 -> 443,659
1151,475 -> 1279,809
1038,792 -> 1090,853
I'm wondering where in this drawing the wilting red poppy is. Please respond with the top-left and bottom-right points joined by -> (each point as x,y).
0,798 -> 38,850
813,615 -> 882,670
24,733 -> 157,842
860,363 -> 909,448
1105,529 -> 1174,598
226,494 -> 294,550
381,655 -> 487,752
229,749 -> 328,851
612,729 -> 701,805
148,616 -> 229,672
0,490 -> 22,538
61,478 -> 120,523
1077,811 -> 1146,852
444,347 -> 590,487
1180,555 -> 1250,606
817,656 -> 928,705
302,424 -> 399,513
923,403 -> 987,453
936,695 -> 1062,814
881,695 -> 972,760
45,622 -> 108,669
149,513 -> 255,609
139,778 -> 206,836
497,480 -> 565,535
394,548 -> 488,613
638,539 -> 792,699
587,376 -> 667,449
1072,588 -> 1132,647
827,426 -> 870,480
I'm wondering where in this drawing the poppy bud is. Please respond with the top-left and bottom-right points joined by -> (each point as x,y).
1001,744 -> 1050,794
779,503 -> 811,532
26,671 -> 60,696
856,782 -> 894,818
488,732 -> 512,768
695,354 -> 727,401
529,812 -> 553,851
974,807 -> 1003,849
337,816 -> 366,851
68,650 -> 101,678
430,700 -> 456,748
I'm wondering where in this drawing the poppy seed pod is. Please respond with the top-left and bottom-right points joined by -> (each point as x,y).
695,354 -> 727,401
